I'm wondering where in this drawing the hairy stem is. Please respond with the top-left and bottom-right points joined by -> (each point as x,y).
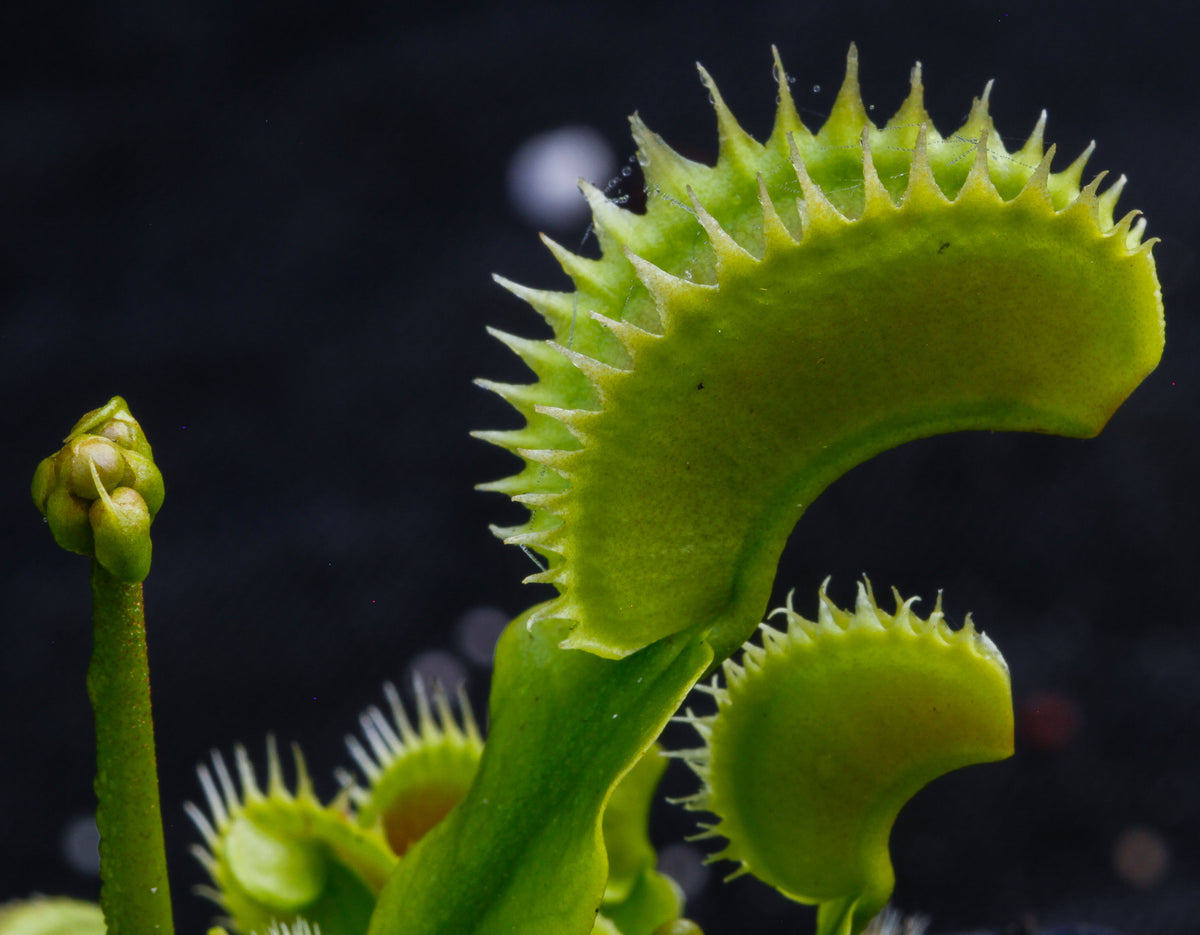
88,562 -> 175,935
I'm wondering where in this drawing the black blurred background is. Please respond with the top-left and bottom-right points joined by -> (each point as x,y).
3,2 -> 1198,933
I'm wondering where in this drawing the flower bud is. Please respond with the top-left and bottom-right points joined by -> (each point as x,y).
66,396 -> 154,459
61,435 -> 126,500
33,396 -> 162,581
91,486 -> 152,582
45,484 -> 95,556
31,455 -> 56,513
119,449 -> 165,518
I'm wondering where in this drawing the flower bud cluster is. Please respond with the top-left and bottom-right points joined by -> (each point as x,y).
32,396 -> 163,582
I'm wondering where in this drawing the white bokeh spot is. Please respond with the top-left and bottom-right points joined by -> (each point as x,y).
61,812 -> 100,876
406,649 -> 468,697
507,125 -> 616,228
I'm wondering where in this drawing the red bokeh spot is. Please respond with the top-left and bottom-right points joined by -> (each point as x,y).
1018,690 -> 1082,750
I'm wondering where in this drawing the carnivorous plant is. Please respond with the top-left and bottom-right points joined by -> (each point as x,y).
12,43 -> 1162,935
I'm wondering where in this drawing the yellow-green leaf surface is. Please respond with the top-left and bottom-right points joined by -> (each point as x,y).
480,46 -> 1163,661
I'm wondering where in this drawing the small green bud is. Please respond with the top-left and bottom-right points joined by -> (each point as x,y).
45,485 -> 95,555
34,396 -> 162,581
31,455 -> 56,513
91,486 -> 152,582
120,449 -> 166,517
66,395 -> 153,459
61,435 -> 126,499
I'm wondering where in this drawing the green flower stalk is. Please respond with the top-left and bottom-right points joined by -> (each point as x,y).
32,396 -> 173,935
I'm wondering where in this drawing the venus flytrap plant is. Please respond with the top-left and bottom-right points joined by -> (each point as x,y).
17,42 -> 1163,935
337,680 -> 483,858
369,44 -> 1160,935
185,737 -> 393,935
672,581 -> 1013,935
181,680 -> 487,934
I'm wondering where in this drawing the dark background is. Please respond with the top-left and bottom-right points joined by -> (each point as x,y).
3,2 -> 1197,933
